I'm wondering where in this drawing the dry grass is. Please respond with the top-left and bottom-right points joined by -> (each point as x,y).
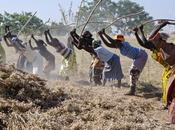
0,34 -> 175,130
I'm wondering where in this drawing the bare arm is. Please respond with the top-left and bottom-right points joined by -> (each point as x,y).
31,34 -> 38,43
134,26 -> 156,50
98,31 -> 115,48
101,29 -> 121,48
44,31 -> 50,45
3,36 -> 13,47
70,29 -> 82,49
70,30 -> 80,43
29,40 -> 38,50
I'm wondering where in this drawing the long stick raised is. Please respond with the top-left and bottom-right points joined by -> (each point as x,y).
75,0 -> 84,28
104,10 -> 144,29
80,0 -> 103,35
141,19 -> 175,26
17,11 -> 37,37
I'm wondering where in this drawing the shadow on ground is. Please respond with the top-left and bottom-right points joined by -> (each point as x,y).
137,82 -> 162,99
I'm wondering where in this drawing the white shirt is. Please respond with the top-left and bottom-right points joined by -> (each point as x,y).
94,46 -> 113,62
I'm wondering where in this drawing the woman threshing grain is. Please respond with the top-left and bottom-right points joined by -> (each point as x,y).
70,29 -> 124,87
70,29 -> 105,85
98,29 -> 148,95
92,40 -> 123,87
3,26 -> 43,75
44,30 -> 74,79
29,34 -> 55,77
59,36 -> 77,77
134,20 -> 175,123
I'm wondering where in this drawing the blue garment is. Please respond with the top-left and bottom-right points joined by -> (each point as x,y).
119,42 -> 140,60
103,54 -> 124,81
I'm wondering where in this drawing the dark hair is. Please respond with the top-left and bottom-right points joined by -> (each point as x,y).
82,31 -> 92,38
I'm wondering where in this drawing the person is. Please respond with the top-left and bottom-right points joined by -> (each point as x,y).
3,26 -> 43,75
133,20 -> 175,123
44,30 -> 72,60
22,41 -> 43,75
59,36 -> 77,77
3,26 -> 30,70
4,25 -> 25,53
98,29 -> 148,95
0,37 -> 6,64
92,40 -> 124,87
29,34 -> 55,77
44,30 -> 73,79
89,53 -> 105,86
70,29 -> 97,56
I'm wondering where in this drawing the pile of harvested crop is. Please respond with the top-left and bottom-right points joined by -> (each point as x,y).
0,65 -> 67,109
0,65 -> 174,130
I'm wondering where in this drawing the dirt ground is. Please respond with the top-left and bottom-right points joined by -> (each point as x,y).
0,34 -> 175,130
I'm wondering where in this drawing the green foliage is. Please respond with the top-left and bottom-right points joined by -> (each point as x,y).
0,0 -> 155,36
0,12 -> 43,35
49,22 -> 71,36
75,0 -> 154,35
114,0 -> 153,35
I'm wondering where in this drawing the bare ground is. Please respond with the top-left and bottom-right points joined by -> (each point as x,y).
0,35 -> 175,129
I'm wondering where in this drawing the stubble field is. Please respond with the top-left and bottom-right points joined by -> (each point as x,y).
0,34 -> 175,130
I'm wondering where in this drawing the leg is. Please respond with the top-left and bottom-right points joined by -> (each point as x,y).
126,68 -> 140,95
168,98 -> 175,124
93,69 -> 102,86
102,79 -> 107,86
89,67 -> 93,83
118,79 -> 121,88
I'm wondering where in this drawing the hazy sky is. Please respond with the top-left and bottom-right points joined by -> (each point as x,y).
0,0 -> 175,22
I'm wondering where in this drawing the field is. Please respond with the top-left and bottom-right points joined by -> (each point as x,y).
0,34 -> 175,130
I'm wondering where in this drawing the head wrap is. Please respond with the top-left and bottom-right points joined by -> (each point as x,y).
82,31 -> 92,38
114,34 -> 125,42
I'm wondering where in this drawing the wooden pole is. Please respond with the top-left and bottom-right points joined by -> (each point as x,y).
104,10 -> 144,29
80,0 -> 103,35
17,11 -> 37,37
141,19 -> 175,26
75,0 -> 84,28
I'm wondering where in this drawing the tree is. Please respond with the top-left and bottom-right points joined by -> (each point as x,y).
114,0 -> 153,35
75,0 -> 154,35
1,12 -> 44,35
49,22 -> 71,35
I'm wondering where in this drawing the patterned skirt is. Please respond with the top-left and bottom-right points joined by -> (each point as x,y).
59,52 -> 77,76
103,54 -> 124,81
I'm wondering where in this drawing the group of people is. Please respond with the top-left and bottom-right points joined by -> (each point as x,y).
0,20 -> 175,123
70,27 -> 147,96
0,26 -> 77,79
70,20 -> 175,123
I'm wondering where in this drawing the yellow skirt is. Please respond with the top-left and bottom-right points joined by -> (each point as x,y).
59,52 -> 77,77
0,45 -> 6,64
162,66 -> 172,105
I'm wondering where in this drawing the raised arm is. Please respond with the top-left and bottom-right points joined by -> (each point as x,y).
133,25 -> 156,51
29,39 -> 38,50
44,30 -> 51,45
98,30 -> 115,48
3,35 -> 13,47
70,29 -> 79,42
31,34 -> 38,43
70,29 -> 82,49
